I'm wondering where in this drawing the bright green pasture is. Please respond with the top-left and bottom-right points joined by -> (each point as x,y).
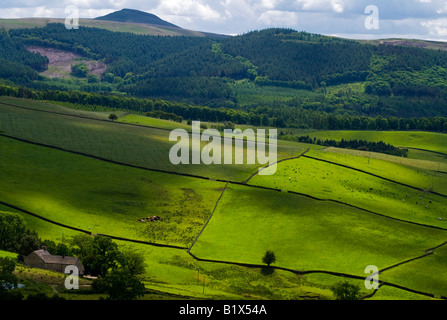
0,136 -> 225,247
307,149 -> 447,196
118,114 -> 192,131
250,156 -> 447,228
0,204 -> 82,242
0,206 -> 333,300
309,130 -> 447,155
367,285 -> 434,300
0,249 -> 18,259
322,147 -> 447,173
379,244 -> 447,298
190,184 -> 447,276
121,241 -> 330,300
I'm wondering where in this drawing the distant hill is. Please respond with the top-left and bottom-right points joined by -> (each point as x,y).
94,8 -> 180,29
3,22 -> 447,121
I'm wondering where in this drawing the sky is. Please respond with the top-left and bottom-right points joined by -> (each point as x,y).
1,0 -> 447,41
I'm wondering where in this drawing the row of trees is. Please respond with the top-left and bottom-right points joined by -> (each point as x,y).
2,84 -> 447,132
297,136 -> 408,157
145,110 -> 183,123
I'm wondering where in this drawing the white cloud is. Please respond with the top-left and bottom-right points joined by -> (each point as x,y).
221,0 -> 256,20
422,18 -> 447,36
154,0 -> 221,21
296,0 -> 345,13
0,6 -> 55,18
259,0 -> 282,10
258,10 -> 298,27
437,4 -> 447,14
33,6 -> 55,17
1,0 -> 447,40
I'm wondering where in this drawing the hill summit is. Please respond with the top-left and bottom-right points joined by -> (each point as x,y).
94,8 -> 180,29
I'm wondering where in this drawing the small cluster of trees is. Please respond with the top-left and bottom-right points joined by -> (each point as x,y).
70,63 -> 89,78
297,136 -> 408,157
71,234 -> 146,300
0,211 -> 146,300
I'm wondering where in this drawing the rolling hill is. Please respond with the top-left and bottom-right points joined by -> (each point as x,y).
1,21 -> 447,126
94,8 -> 180,29
0,9 -> 225,38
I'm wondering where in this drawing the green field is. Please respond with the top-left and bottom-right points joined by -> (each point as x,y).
190,184 -> 447,277
250,156 -> 447,228
1,97 -> 447,300
321,147 -> 447,173
305,149 -> 447,195
0,136 -> 225,247
379,244 -> 447,299
308,130 -> 447,155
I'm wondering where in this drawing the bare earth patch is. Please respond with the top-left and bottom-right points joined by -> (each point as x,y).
379,40 -> 447,52
26,46 -> 106,78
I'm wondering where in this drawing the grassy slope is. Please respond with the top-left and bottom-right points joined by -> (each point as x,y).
250,156 -> 447,228
0,97 -> 252,181
0,168 -> 333,300
379,244 -> 447,298
191,184 -> 447,282
308,130 -> 447,155
0,96 -> 313,182
306,149 -> 447,195
0,136 -> 224,247
321,147 -> 447,172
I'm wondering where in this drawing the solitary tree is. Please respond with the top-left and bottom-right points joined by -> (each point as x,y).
109,114 -> 118,121
262,250 -> 276,267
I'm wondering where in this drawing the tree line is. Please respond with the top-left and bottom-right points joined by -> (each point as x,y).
297,135 -> 409,157
1,84 -> 447,132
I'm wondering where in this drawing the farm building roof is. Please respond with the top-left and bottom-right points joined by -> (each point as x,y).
32,249 -> 80,265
